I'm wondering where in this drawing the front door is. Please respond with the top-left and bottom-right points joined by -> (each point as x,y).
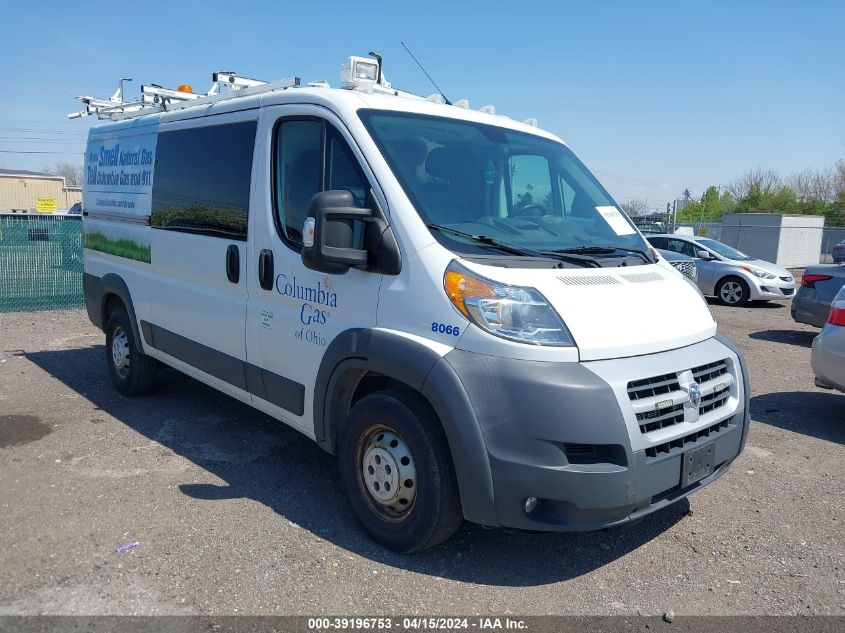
245,105 -> 383,436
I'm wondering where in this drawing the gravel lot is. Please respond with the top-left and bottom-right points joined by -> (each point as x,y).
0,301 -> 843,616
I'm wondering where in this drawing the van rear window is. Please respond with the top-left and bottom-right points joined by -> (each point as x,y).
151,121 -> 256,240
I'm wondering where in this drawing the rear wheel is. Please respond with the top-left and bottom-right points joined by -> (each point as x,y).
716,277 -> 750,307
105,307 -> 158,395
338,391 -> 462,553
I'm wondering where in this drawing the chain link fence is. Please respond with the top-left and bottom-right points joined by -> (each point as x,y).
0,214 -> 84,313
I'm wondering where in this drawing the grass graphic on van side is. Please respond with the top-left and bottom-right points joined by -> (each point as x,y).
84,231 -> 151,263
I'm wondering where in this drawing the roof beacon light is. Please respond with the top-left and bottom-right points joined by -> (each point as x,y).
178,85 -> 193,93
524,117 -> 538,127
455,99 -> 470,109
426,93 -> 444,104
480,105 -> 496,115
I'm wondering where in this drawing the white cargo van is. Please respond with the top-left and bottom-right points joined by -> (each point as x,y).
73,57 -> 750,552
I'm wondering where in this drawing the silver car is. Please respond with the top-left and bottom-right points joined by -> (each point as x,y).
647,235 -> 796,306
792,263 -> 845,327
811,286 -> 845,393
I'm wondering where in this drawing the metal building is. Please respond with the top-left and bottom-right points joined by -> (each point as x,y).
0,169 -> 83,213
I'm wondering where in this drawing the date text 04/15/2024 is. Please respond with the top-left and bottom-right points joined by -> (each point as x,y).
307,617 -> 528,630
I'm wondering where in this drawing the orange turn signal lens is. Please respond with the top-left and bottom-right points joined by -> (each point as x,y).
444,269 -> 496,316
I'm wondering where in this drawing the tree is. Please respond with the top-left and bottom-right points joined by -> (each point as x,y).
701,185 -> 723,219
725,168 -> 781,201
834,160 -> 845,195
43,162 -> 83,187
788,168 -> 835,204
620,199 -> 649,217
676,201 -> 703,222
676,186 -> 726,223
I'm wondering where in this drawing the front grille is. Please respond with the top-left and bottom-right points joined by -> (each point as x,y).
691,360 -> 728,383
628,359 -> 732,436
636,403 -> 684,433
700,386 -> 730,415
670,261 -> 697,280
627,373 -> 680,401
645,419 -> 732,460
782,288 -> 794,296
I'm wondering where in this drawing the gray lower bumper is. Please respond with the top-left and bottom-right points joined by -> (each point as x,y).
441,335 -> 750,531
487,410 -> 744,531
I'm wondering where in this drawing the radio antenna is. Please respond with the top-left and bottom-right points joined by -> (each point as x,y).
400,41 -> 451,105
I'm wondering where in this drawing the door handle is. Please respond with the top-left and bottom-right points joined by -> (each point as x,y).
226,244 -> 240,284
258,249 -> 274,291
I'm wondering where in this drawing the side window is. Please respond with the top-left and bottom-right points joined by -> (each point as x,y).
667,239 -> 696,257
649,237 -> 667,249
508,154 -> 554,215
275,120 -> 322,244
274,120 -> 372,246
151,121 -> 256,240
326,127 -> 370,208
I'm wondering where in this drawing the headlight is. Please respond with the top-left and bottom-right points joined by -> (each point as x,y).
742,265 -> 776,280
443,261 -> 574,346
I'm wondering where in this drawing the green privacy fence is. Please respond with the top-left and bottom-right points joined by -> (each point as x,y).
0,214 -> 84,312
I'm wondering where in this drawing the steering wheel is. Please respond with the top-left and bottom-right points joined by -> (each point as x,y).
513,203 -> 547,217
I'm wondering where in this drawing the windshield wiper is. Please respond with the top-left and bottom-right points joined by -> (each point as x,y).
427,224 -> 600,268
557,245 -> 656,264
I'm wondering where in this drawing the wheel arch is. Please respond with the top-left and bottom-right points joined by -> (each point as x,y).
716,273 -> 753,302
84,272 -> 144,352
314,328 -> 498,526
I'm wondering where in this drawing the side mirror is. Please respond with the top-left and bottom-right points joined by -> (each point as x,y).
696,249 -> 711,260
301,190 -> 371,274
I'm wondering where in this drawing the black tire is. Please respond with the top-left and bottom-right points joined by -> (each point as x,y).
104,307 -> 158,396
338,390 -> 463,553
716,276 -> 751,307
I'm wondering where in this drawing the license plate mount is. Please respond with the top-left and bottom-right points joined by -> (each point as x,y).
681,441 -> 715,487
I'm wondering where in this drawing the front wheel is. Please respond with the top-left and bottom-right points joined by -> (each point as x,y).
716,277 -> 751,307
338,391 -> 463,553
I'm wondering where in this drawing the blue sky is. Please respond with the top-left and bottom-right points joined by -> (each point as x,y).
1,1 -> 842,211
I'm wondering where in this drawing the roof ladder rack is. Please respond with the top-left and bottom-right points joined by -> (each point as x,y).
69,71 -> 300,120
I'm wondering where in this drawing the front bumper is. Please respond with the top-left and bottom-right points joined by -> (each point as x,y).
749,278 -> 796,300
443,335 -> 750,531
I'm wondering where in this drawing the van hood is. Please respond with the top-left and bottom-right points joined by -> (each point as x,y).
462,261 -> 716,361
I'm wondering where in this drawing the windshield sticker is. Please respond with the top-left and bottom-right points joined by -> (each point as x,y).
596,206 -> 636,236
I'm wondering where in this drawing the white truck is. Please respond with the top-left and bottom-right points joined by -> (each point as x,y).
72,56 -> 750,552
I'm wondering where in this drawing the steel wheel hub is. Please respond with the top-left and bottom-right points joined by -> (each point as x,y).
361,429 -> 416,515
111,327 -> 130,377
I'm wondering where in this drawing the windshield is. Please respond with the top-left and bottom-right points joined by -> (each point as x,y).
697,238 -> 752,260
359,110 -> 649,261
